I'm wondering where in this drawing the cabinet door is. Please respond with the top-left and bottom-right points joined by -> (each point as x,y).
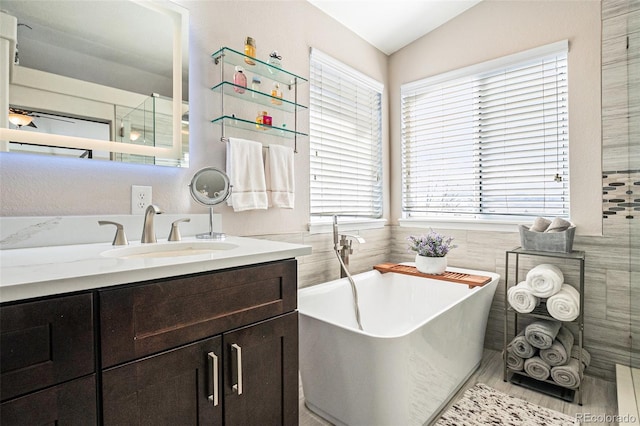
0,293 -> 94,401
102,336 -> 222,426
224,312 -> 298,426
0,375 -> 96,426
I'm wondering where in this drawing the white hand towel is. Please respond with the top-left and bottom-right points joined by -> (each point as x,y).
264,144 -> 295,209
507,281 -> 539,313
525,264 -> 564,297
225,137 -> 268,212
546,284 -> 580,322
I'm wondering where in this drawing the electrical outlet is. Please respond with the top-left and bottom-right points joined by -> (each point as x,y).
131,185 -> 152,215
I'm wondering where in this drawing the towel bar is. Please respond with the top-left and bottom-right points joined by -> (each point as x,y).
220,137 -> 298,154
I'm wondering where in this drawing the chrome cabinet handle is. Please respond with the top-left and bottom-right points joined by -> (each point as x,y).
208,351 -> 219,406
231,343 -> 243,395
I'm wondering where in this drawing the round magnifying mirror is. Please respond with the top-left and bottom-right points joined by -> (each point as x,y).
189,167 -> 231,240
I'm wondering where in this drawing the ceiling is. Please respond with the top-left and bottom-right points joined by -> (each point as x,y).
307,0 -> 482,55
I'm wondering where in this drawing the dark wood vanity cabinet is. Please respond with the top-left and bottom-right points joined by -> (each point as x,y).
0,293 -> 96,425
0,259 -> 298,425
100,259 -> 299,426
102,312 -> 298,426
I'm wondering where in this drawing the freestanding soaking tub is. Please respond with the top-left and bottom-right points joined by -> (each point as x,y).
298,265 -> 499,426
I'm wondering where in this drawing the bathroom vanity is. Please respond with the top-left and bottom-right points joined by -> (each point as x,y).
0,235 -> 310,425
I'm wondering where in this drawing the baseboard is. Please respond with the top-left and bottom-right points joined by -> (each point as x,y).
616,364 -> 640,424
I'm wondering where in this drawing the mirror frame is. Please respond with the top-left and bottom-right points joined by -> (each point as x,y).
0,0 -> 188,160
189,167 -> 231,206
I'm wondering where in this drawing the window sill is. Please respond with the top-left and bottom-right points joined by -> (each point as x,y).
399,217 -> 521,233
308,218 -> 387,234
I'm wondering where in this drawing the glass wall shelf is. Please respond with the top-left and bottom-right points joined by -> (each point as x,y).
211,115 -> 308,139
211,82 -> 307,113
212,47 -> 308,87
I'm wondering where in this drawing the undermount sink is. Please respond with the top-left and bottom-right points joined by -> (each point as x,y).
101,241 -> 238,259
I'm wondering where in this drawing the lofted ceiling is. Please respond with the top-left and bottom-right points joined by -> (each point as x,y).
307,0 -> 482,55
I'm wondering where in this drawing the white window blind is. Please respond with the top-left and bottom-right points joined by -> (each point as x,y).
310,48 -> 383,219
401,41 -> 569,220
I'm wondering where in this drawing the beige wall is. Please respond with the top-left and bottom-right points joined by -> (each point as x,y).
0,0 -> 389,236
388,0 -> 602,236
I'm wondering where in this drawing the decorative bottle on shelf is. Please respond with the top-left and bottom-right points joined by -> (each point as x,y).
244,37 -> 256,66
271,82 -> 283,105
233,66 -> 247,93
268,51 -> 282,74
256,111 -> 272,129
251,76 -> 261,98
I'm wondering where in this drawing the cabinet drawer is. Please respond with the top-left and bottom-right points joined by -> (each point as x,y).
1,375 -> 96,426
100,259 -> 297,367
0,293 -> 94,401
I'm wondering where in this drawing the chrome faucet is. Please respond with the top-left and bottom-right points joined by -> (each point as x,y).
141,204 -> 163,243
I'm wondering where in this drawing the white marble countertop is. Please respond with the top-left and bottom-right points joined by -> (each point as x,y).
0,236 -> 312,303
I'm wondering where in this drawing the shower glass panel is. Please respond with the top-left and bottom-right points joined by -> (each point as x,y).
115,94 -> 179,165
118,95 -> 158,147
630,6 -> 640,370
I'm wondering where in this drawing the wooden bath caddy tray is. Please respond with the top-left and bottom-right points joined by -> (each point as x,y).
373,263 -> 492,288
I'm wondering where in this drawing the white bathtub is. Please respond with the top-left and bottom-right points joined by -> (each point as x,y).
298,266 -> 499,426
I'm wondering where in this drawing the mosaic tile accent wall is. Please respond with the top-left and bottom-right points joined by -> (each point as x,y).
603,170 -> 640,219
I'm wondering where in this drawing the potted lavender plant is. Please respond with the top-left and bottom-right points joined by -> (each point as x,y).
407,230 -> 457,275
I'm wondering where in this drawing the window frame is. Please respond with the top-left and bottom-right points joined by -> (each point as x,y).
309,48 -> 384,224
400,40 -> 570,225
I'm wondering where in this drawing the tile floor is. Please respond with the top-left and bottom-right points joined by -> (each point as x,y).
299,348 -> 619,426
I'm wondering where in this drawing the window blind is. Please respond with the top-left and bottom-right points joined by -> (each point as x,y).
310,48 -> 383,218
401,41 -> 569,219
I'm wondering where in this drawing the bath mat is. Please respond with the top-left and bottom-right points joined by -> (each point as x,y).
435,383 -> 578,426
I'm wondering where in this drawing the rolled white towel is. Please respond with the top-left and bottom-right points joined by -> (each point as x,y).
524,356 -> 551,381
547,284 -> 580,322
507,281 -> 539,313
526,264 -> 564,297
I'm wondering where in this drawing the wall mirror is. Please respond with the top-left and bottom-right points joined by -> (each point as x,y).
0,0 -> 189,167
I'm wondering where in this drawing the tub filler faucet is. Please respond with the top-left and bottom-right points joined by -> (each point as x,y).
141,204 -> 163,243
332,216 -> 365,330
332,216 -> 365,278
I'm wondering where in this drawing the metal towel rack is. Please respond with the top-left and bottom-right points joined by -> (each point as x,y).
220,137 -> 297,153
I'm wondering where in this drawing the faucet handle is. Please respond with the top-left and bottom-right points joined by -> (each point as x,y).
168,218 -> 191,242
98,221 -> 129,246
